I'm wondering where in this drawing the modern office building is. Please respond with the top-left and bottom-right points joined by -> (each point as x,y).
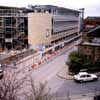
28,5 -> 81,53
0,6 -> 28,52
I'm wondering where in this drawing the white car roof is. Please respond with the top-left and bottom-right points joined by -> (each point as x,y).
0,69 -> 2,71
78,72 -> 88,75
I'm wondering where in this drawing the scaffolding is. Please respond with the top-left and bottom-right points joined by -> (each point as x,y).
0,6 -> 28,51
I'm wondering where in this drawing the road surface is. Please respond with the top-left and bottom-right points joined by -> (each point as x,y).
31,45 -> 100,99
4,40 -> 100,100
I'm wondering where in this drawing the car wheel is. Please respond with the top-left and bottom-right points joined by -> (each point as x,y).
80,80 -> 83,83
93,78 -> 98,81
0,74 -> 3,80
74,79 -> 80,83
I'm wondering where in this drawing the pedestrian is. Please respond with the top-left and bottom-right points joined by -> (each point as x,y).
13,60 -> 16,66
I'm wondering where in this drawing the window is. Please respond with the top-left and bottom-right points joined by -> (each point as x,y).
37,9 -> 41,13
4,17 -> 16,26
80,75 -> 86,78
48,9 -> 51,13
0,22 -> 2,26
87,75 -> 91,77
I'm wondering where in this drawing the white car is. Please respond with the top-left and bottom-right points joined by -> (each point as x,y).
0,64 -> 3,79
73,72 -> 98,82
0,69 -> 3,79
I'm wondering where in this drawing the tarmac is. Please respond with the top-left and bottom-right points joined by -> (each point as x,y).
56,65 -> 73,80
56,67 -> 96,100
56,67 -> 100,100
57,66 -> 100,81
1,41 -> 100,100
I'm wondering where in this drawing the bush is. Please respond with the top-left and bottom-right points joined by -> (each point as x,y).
66,51 -> 100,74
67,51 -> 84,74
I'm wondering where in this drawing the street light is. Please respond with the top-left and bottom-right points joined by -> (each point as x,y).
79,8 -> 84,20
79,8 -> 85,42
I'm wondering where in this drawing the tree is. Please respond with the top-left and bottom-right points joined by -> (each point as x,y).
0,67 -> 29,100
67,51 -> 84,74
25,79 -> 72,100
83,56 -> 93,68
67,50 -> 97,74
25,79 -> 52,100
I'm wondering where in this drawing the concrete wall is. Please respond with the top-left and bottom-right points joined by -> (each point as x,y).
28,13 -> 52,46
28,11 -> 80,51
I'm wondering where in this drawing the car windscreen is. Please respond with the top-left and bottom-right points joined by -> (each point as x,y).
80,75 -> 86,78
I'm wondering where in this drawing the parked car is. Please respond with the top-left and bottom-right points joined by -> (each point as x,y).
94,95 -> 100,100
73,72 -> 98,83
0,64 -> 3,79
0,69 -> 3,79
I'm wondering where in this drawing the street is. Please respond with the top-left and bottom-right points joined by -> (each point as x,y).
0,3 -> 100,100
31,43 -> 100,99
53,77 -> 100,98
31,44 -> 76,85
4,41 -> 100,100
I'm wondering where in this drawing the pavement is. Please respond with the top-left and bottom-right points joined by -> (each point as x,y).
2,39 -> 99,100
56,65 -> 100,81
56,67 -> 96,100
57,65 -> 73,80
50,95 -> 94,100
73,97 -> 94,100
56,66 -> 100,100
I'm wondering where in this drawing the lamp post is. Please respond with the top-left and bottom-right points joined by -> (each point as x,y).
79,8 -> 85,42
45,28 -> 50,51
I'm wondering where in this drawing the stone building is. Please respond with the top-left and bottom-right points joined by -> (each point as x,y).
79,26 -> 100,62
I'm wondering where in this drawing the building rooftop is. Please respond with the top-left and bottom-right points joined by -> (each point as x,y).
0,5 -> 26,10
81,42 -> 100,47
88,25 -> 100,33
87,26 -> 100,37
29,5 -> 80,13
85,16 -> 100,21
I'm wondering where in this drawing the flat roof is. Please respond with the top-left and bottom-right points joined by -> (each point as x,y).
0,5 -> 26,10
81,42 -> 100,47
88,25 -> 100,33
85,16 -> 100,21
33,5 -> 80,13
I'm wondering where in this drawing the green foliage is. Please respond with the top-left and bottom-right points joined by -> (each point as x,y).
83,57 -> 93,68
87,62 -> 100,72
67,51 -> 84,74
67,51 -> 100,74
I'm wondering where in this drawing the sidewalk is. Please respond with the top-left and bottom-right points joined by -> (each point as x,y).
57,66 -> 100,80
56,65 -> 73,80
73,97 -> 93,100
56,67 -> 95,100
